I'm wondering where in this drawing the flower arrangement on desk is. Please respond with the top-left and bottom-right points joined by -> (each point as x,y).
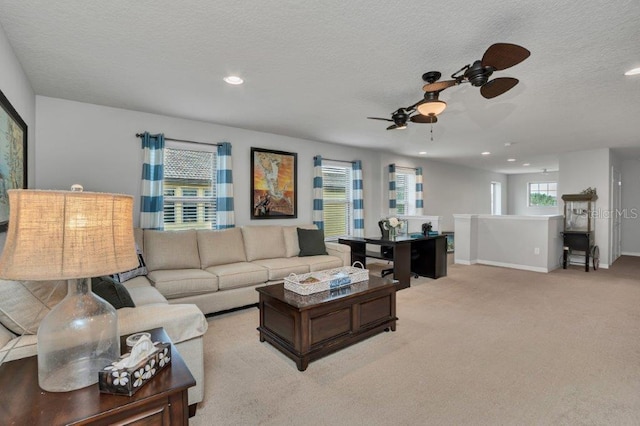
381,216 -> 403,239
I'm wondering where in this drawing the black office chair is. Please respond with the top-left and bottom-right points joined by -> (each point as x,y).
378,220 -> 395,277
377,220 -> 420,279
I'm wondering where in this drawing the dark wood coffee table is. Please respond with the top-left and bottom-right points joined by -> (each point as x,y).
256,275 -> 397,371
0,327 -> 195,425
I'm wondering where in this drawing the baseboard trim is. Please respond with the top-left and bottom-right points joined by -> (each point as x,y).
477,260 -> 551,273
621,252 -> 640,257
454,259 -> 476,265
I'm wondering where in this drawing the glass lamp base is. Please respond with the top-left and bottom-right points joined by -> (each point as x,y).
37,278 -> 120,392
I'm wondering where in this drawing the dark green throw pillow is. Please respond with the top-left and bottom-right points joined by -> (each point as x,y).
91,277 -> 135,309
297,228 -> 328,257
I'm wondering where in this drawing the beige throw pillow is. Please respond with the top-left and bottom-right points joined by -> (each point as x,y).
241,226 -> 286,261
144,229 -> 200,271
198,228 -> 247,268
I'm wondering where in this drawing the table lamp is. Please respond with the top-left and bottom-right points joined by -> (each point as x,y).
0,186 -> 138,392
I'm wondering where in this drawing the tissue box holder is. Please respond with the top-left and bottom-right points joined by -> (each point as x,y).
99,342 -> 172,396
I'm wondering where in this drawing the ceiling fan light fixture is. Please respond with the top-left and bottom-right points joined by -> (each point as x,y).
396,124 -> 408,130
624,67 -> 640,76
417,100 -> 447,116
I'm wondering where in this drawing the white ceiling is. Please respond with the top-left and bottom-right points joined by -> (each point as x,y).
1,0 -> 639,174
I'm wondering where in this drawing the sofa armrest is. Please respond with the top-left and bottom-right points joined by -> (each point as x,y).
118,303 -> 208,344
326,241 -> 351,266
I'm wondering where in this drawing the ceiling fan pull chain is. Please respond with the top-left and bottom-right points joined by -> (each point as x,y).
430,124 -> 434,142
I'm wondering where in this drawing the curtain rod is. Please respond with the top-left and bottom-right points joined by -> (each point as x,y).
395,165 -> 419,171
323,157 -> 355,164
135,133 -> 221,146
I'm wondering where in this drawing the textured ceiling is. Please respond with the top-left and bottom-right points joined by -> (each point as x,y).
1,0 -> 639,173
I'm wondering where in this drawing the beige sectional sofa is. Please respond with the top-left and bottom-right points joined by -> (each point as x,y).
135,224 -> 351,315
0,224 -> 350,413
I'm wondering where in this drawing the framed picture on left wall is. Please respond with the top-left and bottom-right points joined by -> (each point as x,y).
251,147 -> 297,219
0,89 -> 28,232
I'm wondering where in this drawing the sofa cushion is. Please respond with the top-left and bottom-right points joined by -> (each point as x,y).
198,228 -> 247,268
241,226 -> 286,261
304,255 -> 344,272
297,228 -> 328,256
0,280 -> 67,335
91,277 -> 135,309
144,230 -> 200,271
252,257 -> 311,281
205,262 -> 269,290
147,269 -> 218,299
118,303 -> 207,345
126,285 -> 168,306
283,224 -> 317,257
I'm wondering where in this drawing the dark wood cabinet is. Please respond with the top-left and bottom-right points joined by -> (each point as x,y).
257,277 -> 397,371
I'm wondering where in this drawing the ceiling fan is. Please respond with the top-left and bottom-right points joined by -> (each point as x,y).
368,43 -> 530,130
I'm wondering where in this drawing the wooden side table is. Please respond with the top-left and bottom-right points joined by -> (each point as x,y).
0,327 -> 195,425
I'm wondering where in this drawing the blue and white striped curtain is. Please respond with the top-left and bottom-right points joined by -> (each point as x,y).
352,160 -> 364,237
216,142 -> 235,229
312,155 -> 323,230
388,163 -> 397,216
139,132 -> 165,230
416,166 -> 424,215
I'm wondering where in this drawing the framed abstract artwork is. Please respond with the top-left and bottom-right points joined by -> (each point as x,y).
251,147 -> 297,219
0,89 -> 27,232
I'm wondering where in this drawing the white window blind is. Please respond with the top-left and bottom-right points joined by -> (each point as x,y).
322,164 -> 353,238
395,169 -> 417,215
163,145 -> 218,230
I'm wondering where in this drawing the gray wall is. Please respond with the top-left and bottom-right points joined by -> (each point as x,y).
35,96 -> 504,236
507,171 -> 560,215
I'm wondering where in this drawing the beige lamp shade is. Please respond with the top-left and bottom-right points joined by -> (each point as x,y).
0,189 -> 138,280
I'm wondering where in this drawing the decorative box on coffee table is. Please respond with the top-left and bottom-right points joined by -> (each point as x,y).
257,274 -> 397,371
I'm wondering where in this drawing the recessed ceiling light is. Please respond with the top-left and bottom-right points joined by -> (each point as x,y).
507,158 -> 516,162
223,75 -> 244,85
504,142 -> 513,147
523,163 -> 530,166
624,67 -> 640,76
481,151 -> 491,156
418,151 -> 427,155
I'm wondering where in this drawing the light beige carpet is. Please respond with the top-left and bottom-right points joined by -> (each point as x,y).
191,259 -> 640,425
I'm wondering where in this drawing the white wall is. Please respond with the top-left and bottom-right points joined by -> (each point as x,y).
507,171 -> 560,215
620,158 -> 640,255
558,148 -> 611,268
454,214 -> 564,272
34,97 -> 508,237
379,153 -> 508,232
0,21 -> 36,248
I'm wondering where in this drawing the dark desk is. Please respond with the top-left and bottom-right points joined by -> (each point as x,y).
339,235 -> 447,290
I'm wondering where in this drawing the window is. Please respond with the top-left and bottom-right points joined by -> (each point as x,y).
528,182 -> 557,207
163,144 -> 217,230
491,182 -> 502,215
395,169 -> 417,215
322,163 -> 353,238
